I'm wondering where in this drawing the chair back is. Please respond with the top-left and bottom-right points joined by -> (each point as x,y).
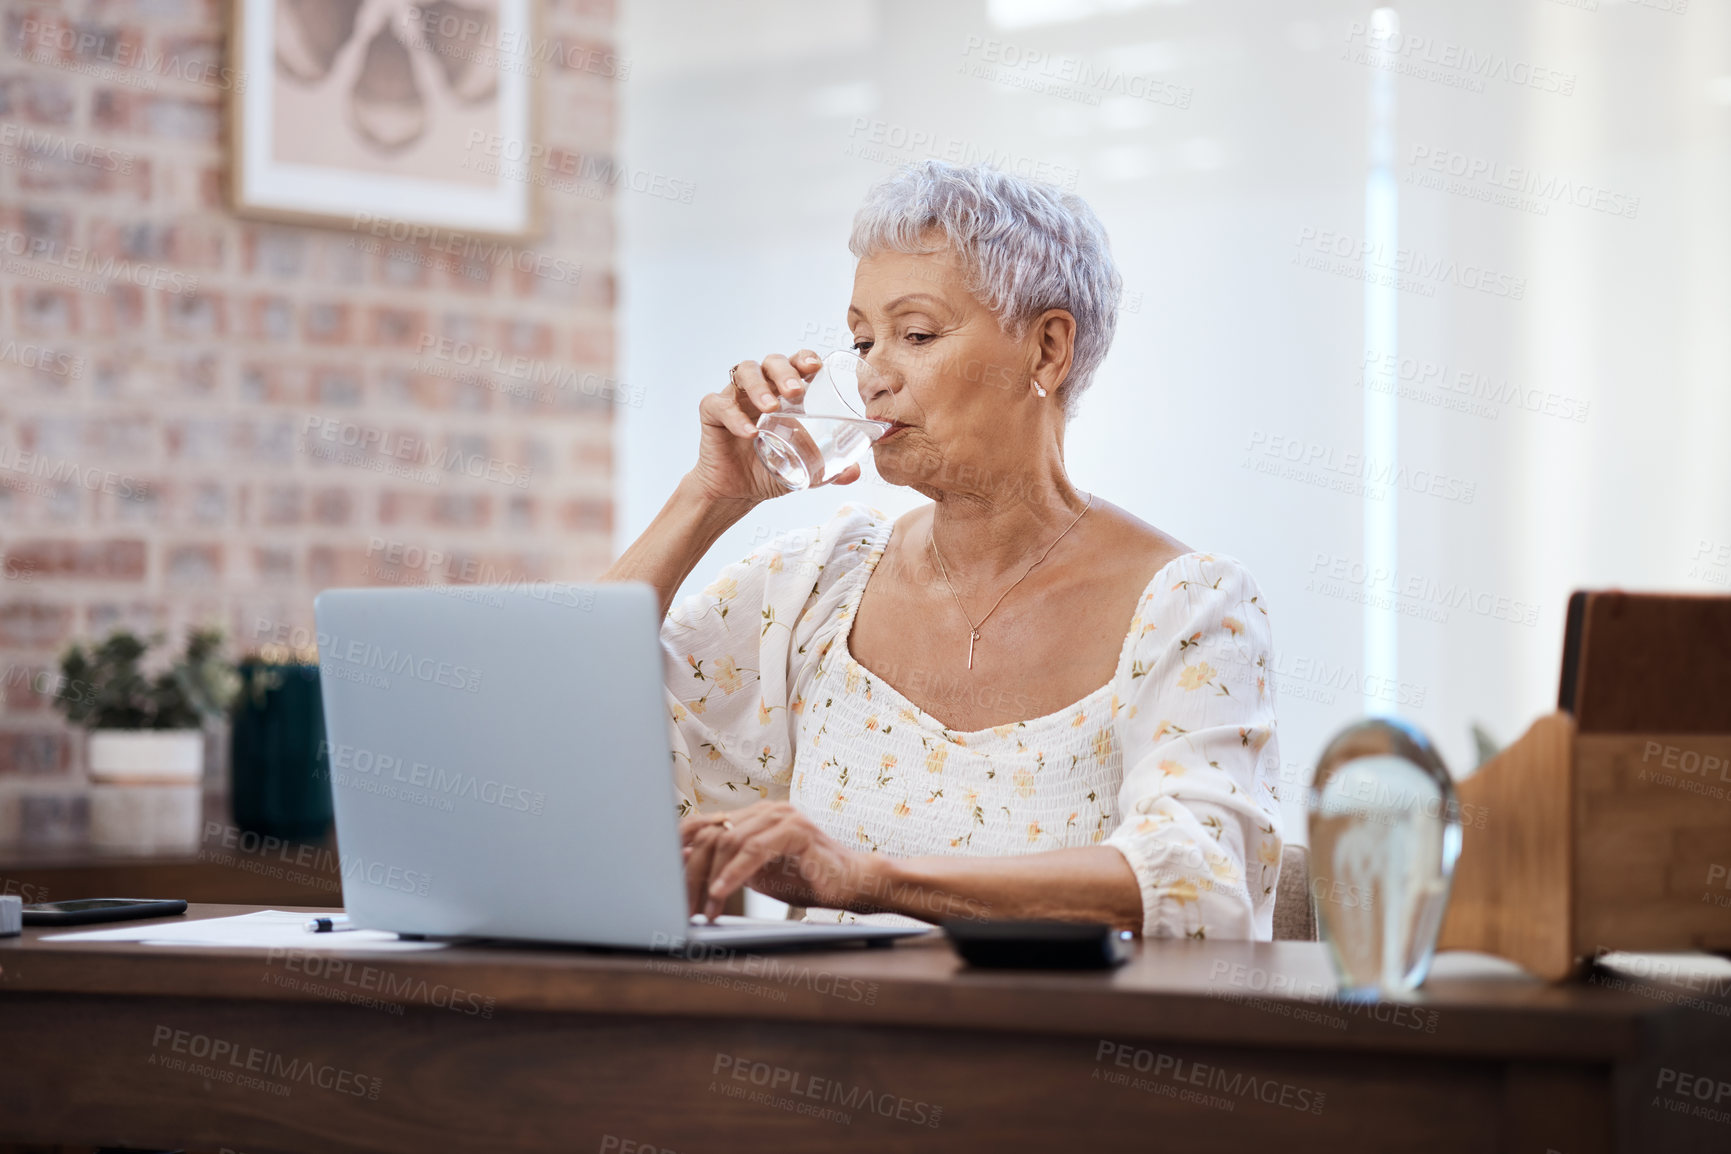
1273,843 -> 1315,941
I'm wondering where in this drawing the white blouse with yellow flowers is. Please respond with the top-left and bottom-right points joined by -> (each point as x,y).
660,503 -> 1285,940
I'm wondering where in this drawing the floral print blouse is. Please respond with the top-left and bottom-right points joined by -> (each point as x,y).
660,504 -> 1285,940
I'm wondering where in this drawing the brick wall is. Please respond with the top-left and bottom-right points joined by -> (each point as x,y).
0,0 -> 622,843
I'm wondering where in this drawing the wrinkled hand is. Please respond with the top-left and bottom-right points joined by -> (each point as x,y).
680,801 -> 875,921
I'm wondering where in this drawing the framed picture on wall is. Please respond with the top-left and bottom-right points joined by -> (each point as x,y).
231,0 -> 538,239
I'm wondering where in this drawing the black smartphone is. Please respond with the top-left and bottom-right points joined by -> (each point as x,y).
944,920 -> 1133,970
22,898 -> 188,926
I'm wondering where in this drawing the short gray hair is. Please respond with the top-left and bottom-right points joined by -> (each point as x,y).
848,160 -> 1122,416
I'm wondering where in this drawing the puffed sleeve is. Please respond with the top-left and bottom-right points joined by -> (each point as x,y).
1103,554 -> 1284,940
660,503 -> 885,817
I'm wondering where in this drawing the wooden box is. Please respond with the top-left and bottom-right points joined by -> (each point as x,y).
1436,591 -> 1731,980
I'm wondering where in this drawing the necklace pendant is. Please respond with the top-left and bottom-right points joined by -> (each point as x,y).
967,630 -> 980,670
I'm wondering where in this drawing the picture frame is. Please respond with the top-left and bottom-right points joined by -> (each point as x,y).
230,0 -> 540,240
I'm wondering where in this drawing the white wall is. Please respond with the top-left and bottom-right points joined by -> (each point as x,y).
616,0 -> 1731,841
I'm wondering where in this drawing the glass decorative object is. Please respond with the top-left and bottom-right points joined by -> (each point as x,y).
1308,717 -> 1462,999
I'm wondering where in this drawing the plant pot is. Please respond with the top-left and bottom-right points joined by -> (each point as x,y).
230,662 -> 333,842
86,730 -> 203,853
87,730 -> 204,784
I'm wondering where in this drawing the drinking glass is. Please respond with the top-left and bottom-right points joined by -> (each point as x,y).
1308,717 -> 1462,999
754,350 -> 892,491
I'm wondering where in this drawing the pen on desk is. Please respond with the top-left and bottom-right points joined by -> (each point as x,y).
304,914 -> 353,933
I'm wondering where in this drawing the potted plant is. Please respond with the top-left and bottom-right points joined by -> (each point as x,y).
54,628 -> 240,851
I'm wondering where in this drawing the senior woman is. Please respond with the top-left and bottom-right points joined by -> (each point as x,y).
604,160 -> 1283,940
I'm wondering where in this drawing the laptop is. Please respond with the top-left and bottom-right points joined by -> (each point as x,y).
312,582 -> 926,951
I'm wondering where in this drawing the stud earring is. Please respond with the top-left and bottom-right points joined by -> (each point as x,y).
1032,381 -> 1048,397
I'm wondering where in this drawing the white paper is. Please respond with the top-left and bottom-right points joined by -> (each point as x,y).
42,909 -> 449,952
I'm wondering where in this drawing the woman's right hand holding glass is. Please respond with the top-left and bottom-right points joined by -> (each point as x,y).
690,351 -> 862,504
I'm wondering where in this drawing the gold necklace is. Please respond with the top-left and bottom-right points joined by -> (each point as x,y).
928,493 -> 1092,670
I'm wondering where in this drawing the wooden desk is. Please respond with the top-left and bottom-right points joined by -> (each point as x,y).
2,905 -> 1728,1154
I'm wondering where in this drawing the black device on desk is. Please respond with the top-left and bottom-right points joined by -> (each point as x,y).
22,898 -> 188,926
945,920 -> 1133,969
